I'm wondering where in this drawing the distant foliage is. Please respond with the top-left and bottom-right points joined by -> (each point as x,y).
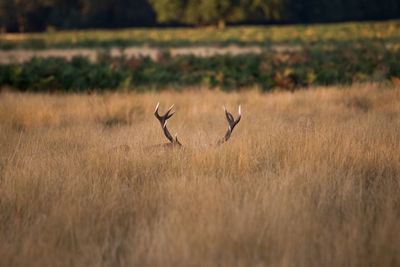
0,0 -> 155,32
149,0 -> 283,28
0,0 -> 399,32
1,45 -> 399,91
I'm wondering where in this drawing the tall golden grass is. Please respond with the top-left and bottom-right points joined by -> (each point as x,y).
1,83 -> 400,267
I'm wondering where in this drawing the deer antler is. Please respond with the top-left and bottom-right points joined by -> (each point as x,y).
154,102 -> 182,146
218,105 -> 242,145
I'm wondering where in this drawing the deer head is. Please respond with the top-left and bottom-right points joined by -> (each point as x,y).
154,103 -> 241,147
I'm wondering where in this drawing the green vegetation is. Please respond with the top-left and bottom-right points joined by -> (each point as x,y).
0,20 -> 399,49
1,21 -> 399,91
1,44 -> 399,91
1,0 -> 399,32
149,0 -> 282,28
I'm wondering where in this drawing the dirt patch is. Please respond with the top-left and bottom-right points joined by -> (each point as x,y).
0,45 -> 301,64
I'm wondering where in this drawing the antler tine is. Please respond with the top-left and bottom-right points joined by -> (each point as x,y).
223,105 -> 234,124
235,105 -> 242,124
174,133 -> 182,146
154,102 -> 162,119
154,103 -> 182,146
218,105 -> 242,145
165,104 -> 175,119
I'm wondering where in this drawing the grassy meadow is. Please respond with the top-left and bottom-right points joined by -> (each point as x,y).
1,83 -> 400,266
1,20 -> 399,49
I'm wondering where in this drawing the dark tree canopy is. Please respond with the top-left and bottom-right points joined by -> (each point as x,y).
149,0 -> 283,28
0,0 -> 156,32
0,0 -> 399,32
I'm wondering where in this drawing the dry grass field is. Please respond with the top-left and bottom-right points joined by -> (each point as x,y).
1,83 -> 400,267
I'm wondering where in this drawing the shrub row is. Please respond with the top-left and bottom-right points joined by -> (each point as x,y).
1,46 -> 399,92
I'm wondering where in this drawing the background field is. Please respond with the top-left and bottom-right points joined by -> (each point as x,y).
1,83 -> 400,266
1,21 -> 399,92
1,20 -> 399,49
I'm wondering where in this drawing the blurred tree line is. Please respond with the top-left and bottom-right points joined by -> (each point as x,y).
0,0 -> 399,32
